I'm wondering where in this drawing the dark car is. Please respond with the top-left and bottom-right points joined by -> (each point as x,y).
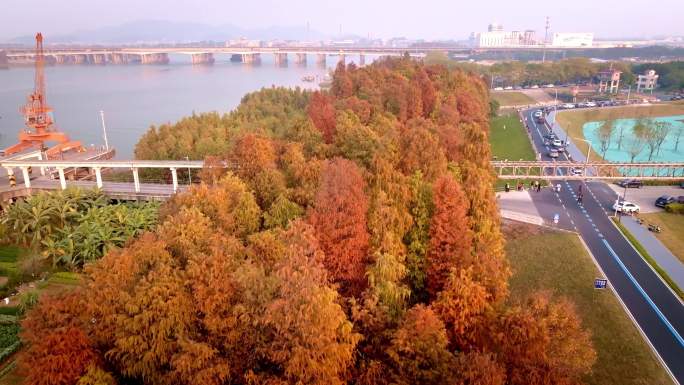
655,195 -> 676,208
617,179 -> 643,188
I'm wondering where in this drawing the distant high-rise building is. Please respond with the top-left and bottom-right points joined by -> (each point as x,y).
523,30 -> 536,45
471,24 -> 536,47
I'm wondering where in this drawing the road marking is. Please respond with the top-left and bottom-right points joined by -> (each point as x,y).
602,239 -> 684,348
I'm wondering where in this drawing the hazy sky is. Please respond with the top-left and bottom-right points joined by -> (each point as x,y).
2,0 -> 682,40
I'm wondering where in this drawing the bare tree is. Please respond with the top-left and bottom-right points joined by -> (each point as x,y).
641,118 -> 661,161
627,120 -> 647,163
614,119 -> 627,150
654,121 -> 672,156
674,126 -> 683,152
596,121 -> 614,158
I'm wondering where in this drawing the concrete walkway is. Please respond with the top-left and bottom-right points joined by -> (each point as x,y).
621,216 -> 684,290
496,190 -> 545,226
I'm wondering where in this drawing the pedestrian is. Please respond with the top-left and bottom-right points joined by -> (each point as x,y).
537,181 -> 542,192
556,183 -> 561,192
505,183 -> 510,192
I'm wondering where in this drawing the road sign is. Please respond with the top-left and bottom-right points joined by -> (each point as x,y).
594,278 -> 608,289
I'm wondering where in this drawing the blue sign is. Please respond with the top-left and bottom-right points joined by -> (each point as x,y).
594,278 -> 608,289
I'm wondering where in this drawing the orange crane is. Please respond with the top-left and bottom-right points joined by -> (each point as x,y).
2,33 -> 81,157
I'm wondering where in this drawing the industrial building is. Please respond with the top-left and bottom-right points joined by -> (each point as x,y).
470,23 -> 536,47
636,69 -> 659,93
551,33 -> 594,47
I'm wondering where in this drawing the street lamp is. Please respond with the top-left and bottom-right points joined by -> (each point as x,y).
572,137 -> 592,177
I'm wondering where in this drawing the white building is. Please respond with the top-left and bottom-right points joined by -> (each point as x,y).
636,69 -> 659,93
470,23 -> 537,47
551,33 -> 594,47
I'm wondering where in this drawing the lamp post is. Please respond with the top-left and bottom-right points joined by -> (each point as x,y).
99,110 -> 109,151
572,137 -> 592,177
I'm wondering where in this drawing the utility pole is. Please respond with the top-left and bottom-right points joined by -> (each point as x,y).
99,110 -> 109,151
542,16 -> 550,64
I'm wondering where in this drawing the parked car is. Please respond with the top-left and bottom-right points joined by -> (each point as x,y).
548,149 -> 560,158
613,201 -> 640,214
544,84 -> 555,88
514,86 -> 523,90
504,86 -> 513,90
655,195 -> 676,208
531,85 -> 540,89
585,101 -> 597,107
617,179 -> 643,188
493,87 -> 504,91
562,103 -> 576,109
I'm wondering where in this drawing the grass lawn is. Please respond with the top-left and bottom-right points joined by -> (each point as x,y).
490,114 -> 536,161
504,222 -> 673,385
555,103 -> 684,162
639,212 -> 684,264
491,91 -> 535,106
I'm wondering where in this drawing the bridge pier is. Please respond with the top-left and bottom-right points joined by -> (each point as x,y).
359,54 -> 366,66
191,52 -> 215,65
110,53 -> 130,64
140,53 -> 169,65
295,53 -> 307,65
171,168 -> 178,193
57,168 -> 66,190
132,168 -> 140,193
88,53 -> 107,64
274,53 -> 288,66
316,54 -> 326,66
21,167 -> 30,189
94,167 -> 103,189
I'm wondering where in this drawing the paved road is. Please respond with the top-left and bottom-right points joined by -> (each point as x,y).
522,108 -> 684,383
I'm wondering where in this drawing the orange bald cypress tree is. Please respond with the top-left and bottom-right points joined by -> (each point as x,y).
426,174 -> 473,298
307,91 -> 337,143
19,291 -> 100,385
308,157 -> 370,295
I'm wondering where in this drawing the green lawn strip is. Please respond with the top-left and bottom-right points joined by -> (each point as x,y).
612,218 -> 684,300
491,91 -> 535,106
639,212 -> 684,265
490,114 -> 536,161
555,104 -> 684,162
505,224 -> 673,385
47,271 -> 81,286
0,248 -> 24,264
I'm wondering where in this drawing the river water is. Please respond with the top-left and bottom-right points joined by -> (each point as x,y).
0,53 -> 367,158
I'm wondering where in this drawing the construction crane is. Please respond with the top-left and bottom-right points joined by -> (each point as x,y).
2,33 -> 81,157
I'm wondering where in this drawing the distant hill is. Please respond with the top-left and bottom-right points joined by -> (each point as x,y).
7,20 -> 329,45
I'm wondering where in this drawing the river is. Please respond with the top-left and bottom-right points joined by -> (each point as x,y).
0,53 -> 370,158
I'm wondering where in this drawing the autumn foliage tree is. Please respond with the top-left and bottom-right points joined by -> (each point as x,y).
307,91 -> 337,143
426,174 -> 472,298
20,56 -> 598,385
308,157 -> 370,295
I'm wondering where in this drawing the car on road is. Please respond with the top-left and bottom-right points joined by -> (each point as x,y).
493,87 -> 504,91
533,110 -> 543,117
655,195 -> 676,208
613,201 -> 640,214
544,84 -> 555,88
570,167 -> 584,176
548,149 -> 560,158
543,132 -> 557,140
617,179 -> 643,188
551,139 -> 563,147
562,103 -> 576,109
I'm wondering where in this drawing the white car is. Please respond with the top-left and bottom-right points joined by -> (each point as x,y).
585,101 -> 597,107
531,85 -> 540,89
493,87 -> 504,91
504,86 -> 513,90
562,103 -> 576,109
551,139 -> 563,147
570,167 -> 583,176
613,201 -> 640,214
533,110 -> 543,117
544,84 -> 555,88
